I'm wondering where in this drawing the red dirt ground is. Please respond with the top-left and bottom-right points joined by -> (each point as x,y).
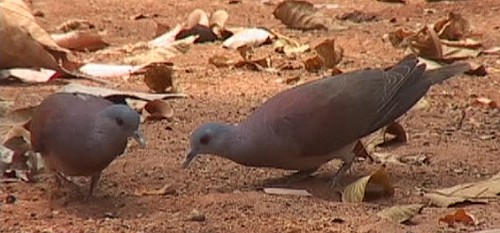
1,0 -> 500,232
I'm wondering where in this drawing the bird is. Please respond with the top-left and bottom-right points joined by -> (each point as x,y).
182,54 -> 470,186
29,92 -> 146,198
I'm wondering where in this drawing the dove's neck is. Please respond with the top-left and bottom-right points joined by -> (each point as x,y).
217,124 -> 258,166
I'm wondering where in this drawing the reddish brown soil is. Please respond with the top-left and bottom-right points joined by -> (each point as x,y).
2,0 -> 500,232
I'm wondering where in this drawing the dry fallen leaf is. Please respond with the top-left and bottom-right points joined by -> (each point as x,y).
337,10 -> 379,23
472,97 -> 498,109
438,208 -> 478,227
56,19 -> 95,32
377,204 -> 424,224
222,28 -> 274,50
124,36 -> 196,65
187,9 -> 210,28
385,28 -> 415,48
434,12 -> 471,41
134,184 -> 176,196
208,55 -> 238,68
59,83 -> 187,102
377,0 -> 406,3
144,100 -> 174,120
304,38 -> 343,72
273,0 -> 347,31
0,68 -> 58,83
0,0 -> 70,70
263,188 -> 312,196
51,30 -> 109,51
143,63 -> 175,93
342,166 -> 394,203
408,26 -> 443,60
423,172 -> 500,207
273,38 -> 310,56
209,9 -> 229,39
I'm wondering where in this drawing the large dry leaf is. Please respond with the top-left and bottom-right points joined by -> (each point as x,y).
0,0 -> 69,70
273,0 -> 347,31
51,30 -> 109,51
222,28 -> 274,50
377,204 -> 424,224
59,83 -> 187,101
423,172 -> 500,207
143,63 -> 176,93
342,166 -> 394,203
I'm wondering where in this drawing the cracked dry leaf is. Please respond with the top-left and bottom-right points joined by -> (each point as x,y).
143,63 -> 176,93
439,208 -> 478,227
342,166 -> 394,203
377,204 -> 424,224
434,12 -> 471,41
423,172 -> 500,207
273,0 -> 347,31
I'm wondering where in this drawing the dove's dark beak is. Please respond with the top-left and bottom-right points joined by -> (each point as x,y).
132,131 -> 147,148
182,148 -> 198,168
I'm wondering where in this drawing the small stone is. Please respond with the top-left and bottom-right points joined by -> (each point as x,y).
5,194 -> 16,204
187,209 -> 206,222
331,217 -> 345,223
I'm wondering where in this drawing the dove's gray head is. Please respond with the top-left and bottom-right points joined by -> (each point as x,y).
98,104 -> 147,147
183,122 -> 236,168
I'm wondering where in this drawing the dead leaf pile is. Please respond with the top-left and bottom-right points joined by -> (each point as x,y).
0,99 -> 42,182
386,12 -> 496,66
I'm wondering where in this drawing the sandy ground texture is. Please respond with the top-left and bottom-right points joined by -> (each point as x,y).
1,0 -> 500,232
